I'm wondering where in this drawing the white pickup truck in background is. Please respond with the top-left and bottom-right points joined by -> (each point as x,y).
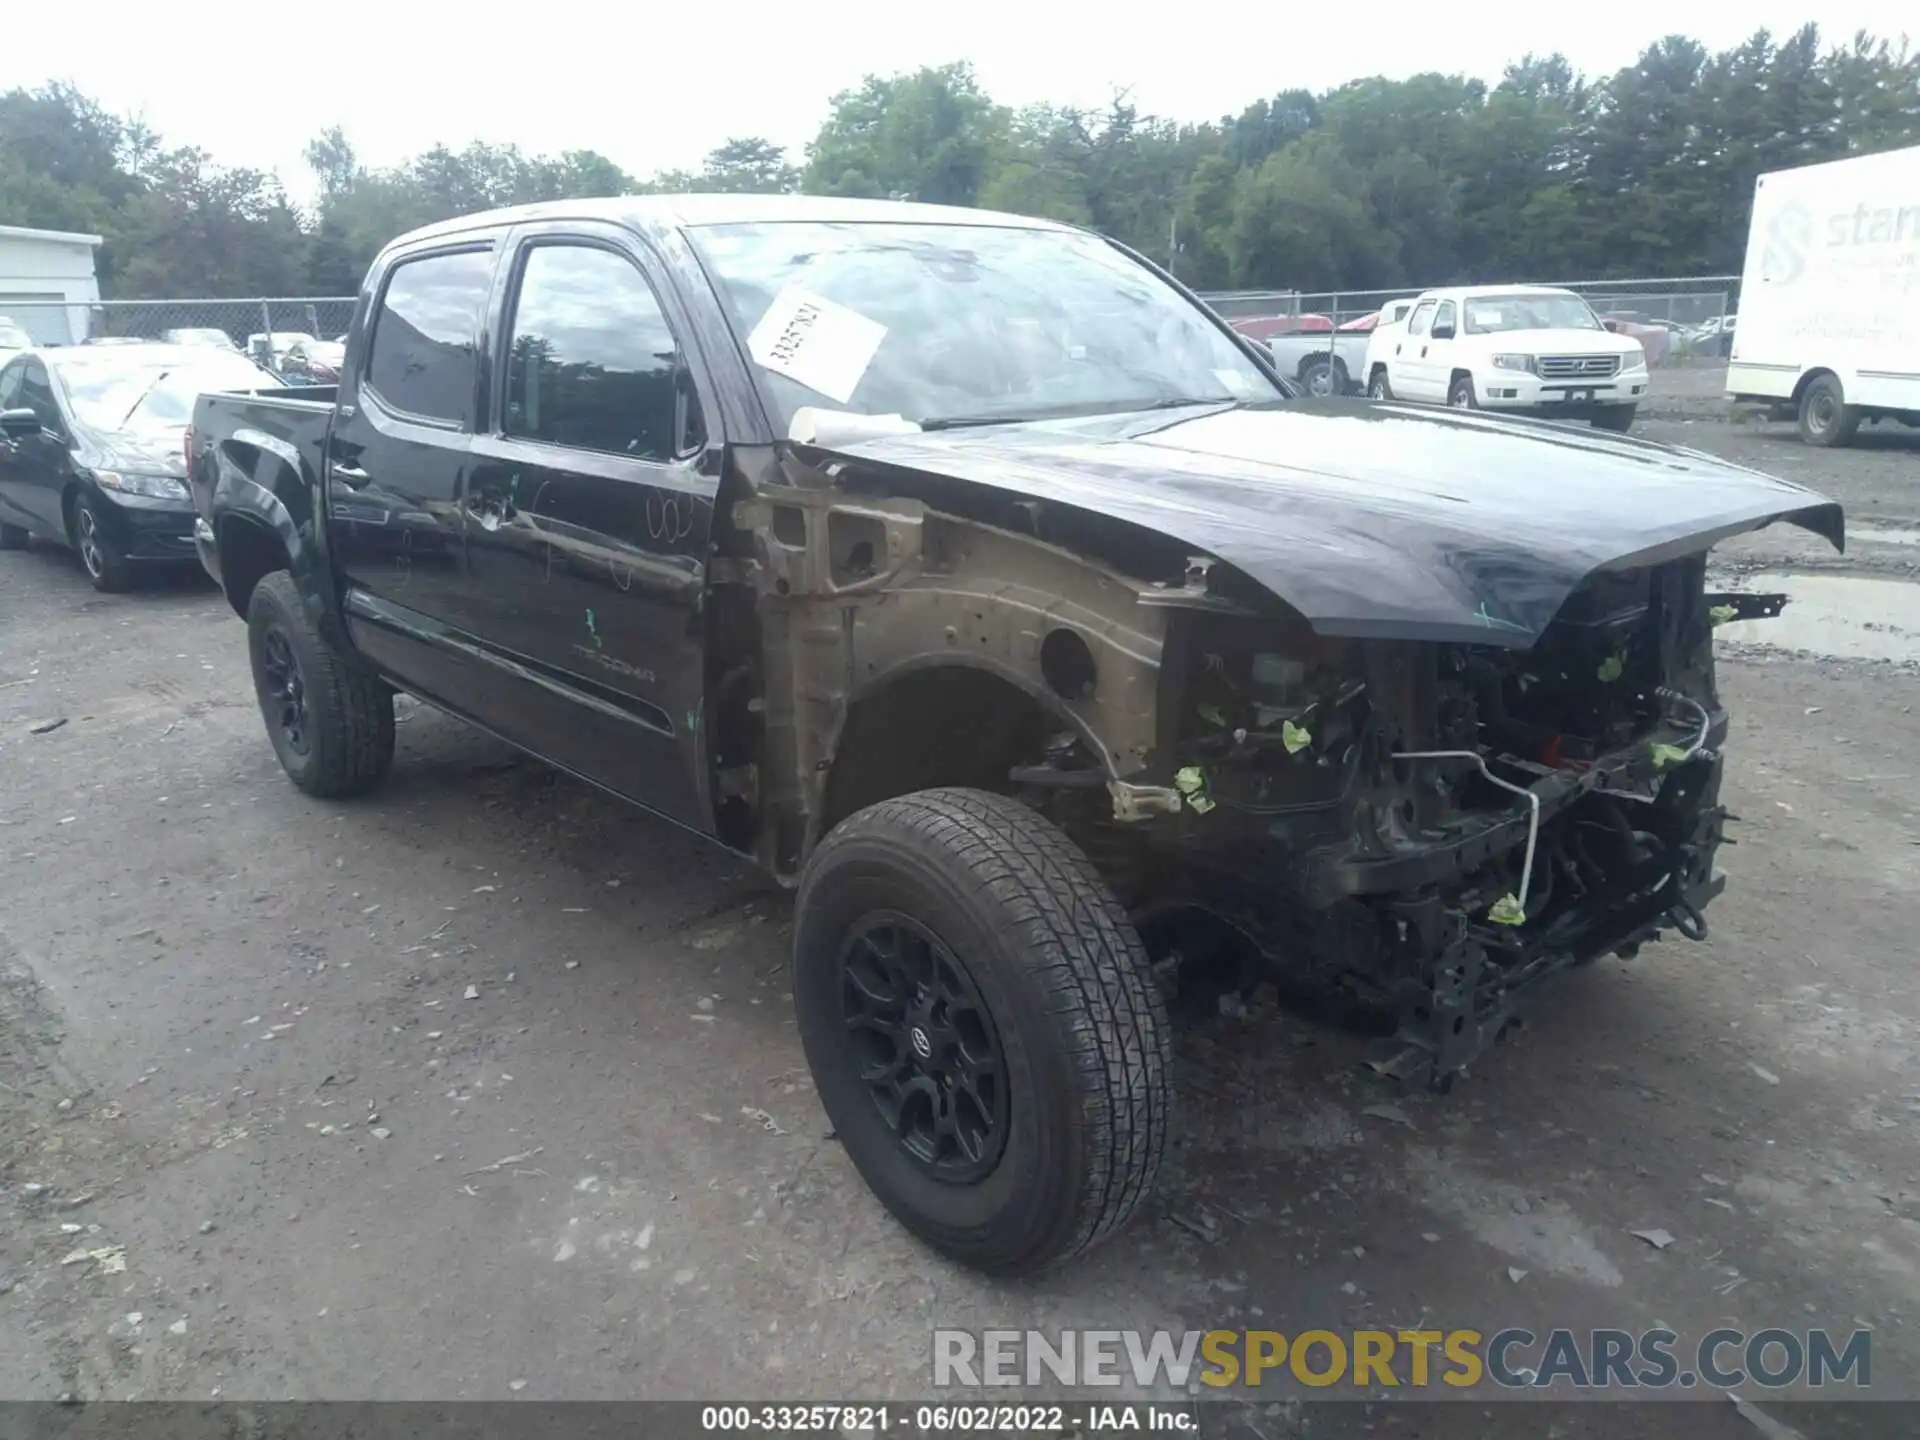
1363,285 -> 1651,431
1259,297 -> 1417,395
1360,298 -> 1418,395
1727,142 -> 1920,447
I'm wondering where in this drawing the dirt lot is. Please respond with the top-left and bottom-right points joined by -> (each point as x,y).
2,377 -> 1917,1432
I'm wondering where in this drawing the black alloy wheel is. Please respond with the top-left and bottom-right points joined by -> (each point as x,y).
71,497 -> 131,592
257,624 -> 311,758
840,911 -> 1009,1183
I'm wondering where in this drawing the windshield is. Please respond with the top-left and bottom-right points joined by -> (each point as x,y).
55,353 -> 280,429
1463,293 -> 1602,335
690,221 -> 1280,429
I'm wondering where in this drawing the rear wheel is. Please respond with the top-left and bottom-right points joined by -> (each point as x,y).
71,495 -> 132,593
1367,368 -> 1392,401
1300,357 -> 1350,397
794,787 -> 1170,1274
1448,374 -> 1478,409
1797,374 -> 1859,448
0,522 -> 26,551
1591,405 -> 1637,433
247,570 -> 394,797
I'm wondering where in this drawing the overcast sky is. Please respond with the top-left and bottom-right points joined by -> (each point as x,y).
7,2 -> 1913,206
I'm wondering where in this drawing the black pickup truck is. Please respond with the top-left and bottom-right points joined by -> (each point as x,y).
187,195 -> 1841,1274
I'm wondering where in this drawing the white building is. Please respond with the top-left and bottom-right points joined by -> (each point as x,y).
0,225 -> 105,345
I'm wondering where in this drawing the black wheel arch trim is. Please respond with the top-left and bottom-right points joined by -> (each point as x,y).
206,449 -> 340,646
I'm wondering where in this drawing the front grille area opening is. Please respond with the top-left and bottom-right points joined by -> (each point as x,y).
1537,354 -> 1622,380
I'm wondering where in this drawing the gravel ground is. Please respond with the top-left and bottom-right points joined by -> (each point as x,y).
1,389 -> 1916,1434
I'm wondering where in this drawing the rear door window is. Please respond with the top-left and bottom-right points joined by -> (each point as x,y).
363,249 -> 493,427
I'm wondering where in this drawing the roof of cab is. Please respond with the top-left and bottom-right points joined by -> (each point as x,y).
390,193 -> 1080,252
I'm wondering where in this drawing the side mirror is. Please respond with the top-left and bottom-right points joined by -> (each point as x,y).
0,407 -> 41,439
1430,323 -> 1455,341
1601,319 -> 1621,333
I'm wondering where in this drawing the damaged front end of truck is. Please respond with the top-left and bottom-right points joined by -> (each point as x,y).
1082,563 -> 1790,1087
722,407 -> 1844,1090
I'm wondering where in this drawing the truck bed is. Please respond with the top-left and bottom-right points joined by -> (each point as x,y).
208,384 -> 338,412
192,385 -> 335,456
1264,332 -> 1369,391
189,386 -> 340,584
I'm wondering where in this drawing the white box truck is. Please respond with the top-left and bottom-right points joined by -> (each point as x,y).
1727,143 -> 1920,446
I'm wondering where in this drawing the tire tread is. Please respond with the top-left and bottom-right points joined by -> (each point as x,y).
250,571 -> 393,798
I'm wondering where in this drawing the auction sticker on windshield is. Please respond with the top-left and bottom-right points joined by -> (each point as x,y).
748,287 -> 887,404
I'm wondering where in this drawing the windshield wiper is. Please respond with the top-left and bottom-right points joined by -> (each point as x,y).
918,414 -> 1029,431
919,396 -> 1240,431
117,372 -> 171,428
1136,395 -> 1240,412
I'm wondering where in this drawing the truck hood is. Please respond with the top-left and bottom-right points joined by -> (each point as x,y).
803,399 -> 1844,647
1490,327 -> 1633,353
77,420 -> 190,480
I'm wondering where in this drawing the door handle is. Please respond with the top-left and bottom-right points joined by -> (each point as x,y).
332,462 -> 371,489
1420,346 -> 1429,358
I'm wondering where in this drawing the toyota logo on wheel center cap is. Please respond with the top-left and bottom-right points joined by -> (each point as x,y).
910,1027 -> 933,1059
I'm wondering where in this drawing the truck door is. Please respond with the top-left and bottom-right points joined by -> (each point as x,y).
328,244 -> 499,716
457,225 -> 718,831
1391,300 -> 1438,400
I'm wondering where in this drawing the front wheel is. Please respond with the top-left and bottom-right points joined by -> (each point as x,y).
71,496 -> 132,592
1448,374 -> 1478,409
1591,405 -> 1637,433
794,787 -> 1170,1275
247,570 -> 394,797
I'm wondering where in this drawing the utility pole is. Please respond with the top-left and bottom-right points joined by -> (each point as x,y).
1323,293 -> 1340,398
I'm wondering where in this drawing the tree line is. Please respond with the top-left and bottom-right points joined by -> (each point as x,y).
3,24 -> 1917,301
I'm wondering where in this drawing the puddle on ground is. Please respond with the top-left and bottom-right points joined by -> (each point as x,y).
1721,572 -> 1920,662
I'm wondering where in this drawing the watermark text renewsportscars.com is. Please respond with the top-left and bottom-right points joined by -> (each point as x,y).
933,1328 -> 1871,1391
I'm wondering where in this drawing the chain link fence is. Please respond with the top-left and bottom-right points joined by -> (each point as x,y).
0,297 -> 358,367
0,278 -> 1737,378
1199,276 -> 1739,368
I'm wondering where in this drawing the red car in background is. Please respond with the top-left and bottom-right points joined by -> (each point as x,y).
1228,313 -> 1333,342
1599,313 -> 1672,368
